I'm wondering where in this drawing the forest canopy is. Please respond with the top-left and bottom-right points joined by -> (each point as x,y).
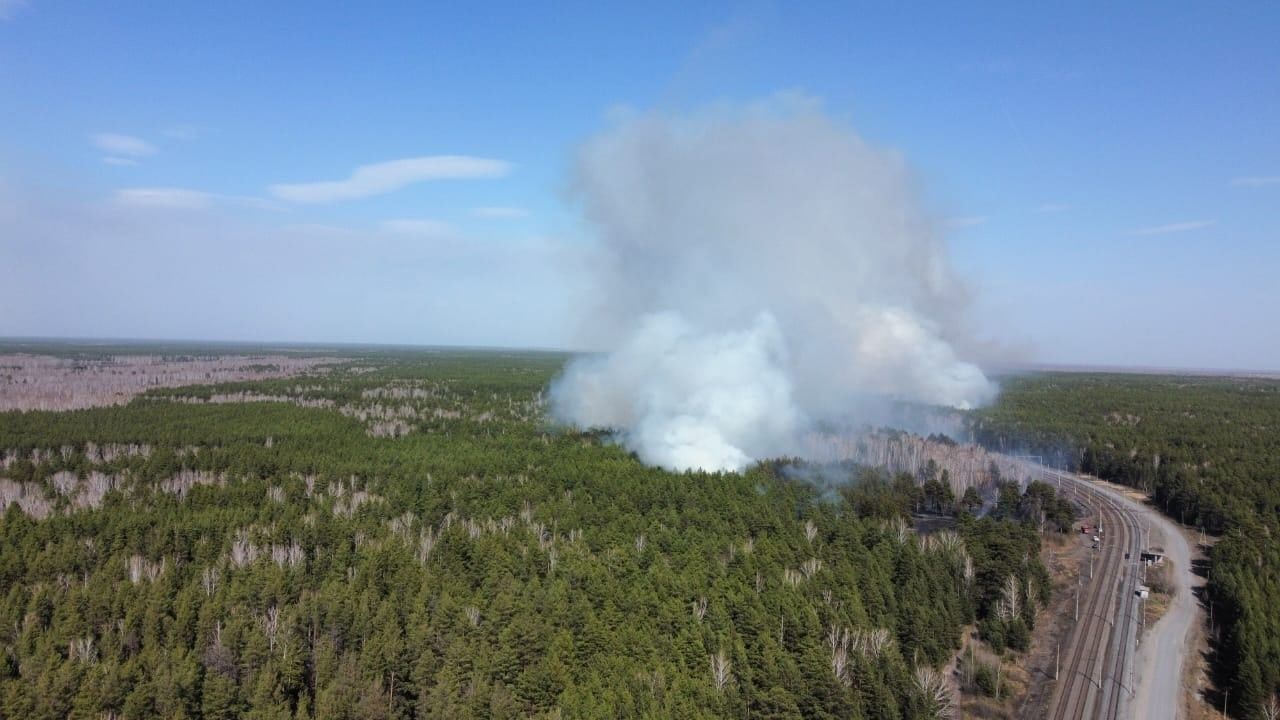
0,350 -> 1058,719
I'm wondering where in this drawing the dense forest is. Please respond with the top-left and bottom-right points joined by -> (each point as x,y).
969,372 -> 1280,717
0,351 -> 1064,719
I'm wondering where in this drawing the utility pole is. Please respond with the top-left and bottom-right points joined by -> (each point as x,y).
1131,614 -> 1138,697
1055,641 -> 1060,680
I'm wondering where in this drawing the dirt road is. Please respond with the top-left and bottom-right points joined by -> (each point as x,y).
1107,483 -> 1200,719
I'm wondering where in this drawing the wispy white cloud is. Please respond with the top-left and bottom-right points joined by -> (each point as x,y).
91,133 -> 157,158
114,187 -> 214,210
269,155 -> 510,204
1127,220 -> 1214,236
1034,203 -> 1071,213
102,157 -> 139,167
113,186 -> 284,212
471,206 -> 528,219
946,215 -> 987,228
1231,176 -> 1280,187
0,0 -> 28,21
379,218 -> 454,236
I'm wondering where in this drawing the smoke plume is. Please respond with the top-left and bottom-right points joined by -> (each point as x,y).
551,96 -> 996,472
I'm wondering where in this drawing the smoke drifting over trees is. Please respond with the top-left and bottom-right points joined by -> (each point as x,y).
552,96 -> 995,471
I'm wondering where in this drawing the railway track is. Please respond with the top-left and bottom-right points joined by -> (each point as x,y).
1036,467 -> 1144,720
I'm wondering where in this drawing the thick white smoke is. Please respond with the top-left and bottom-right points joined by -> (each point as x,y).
551,96 -> 996,472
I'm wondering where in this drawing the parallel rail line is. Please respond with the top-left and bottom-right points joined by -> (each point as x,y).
1035,466 -> 1143,720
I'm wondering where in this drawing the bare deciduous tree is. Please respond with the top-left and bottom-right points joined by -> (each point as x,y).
417,527 -> 437,564
855,627 -> 893,658
68,637 -> 97,664
0,479 -> 52,519
261,606 -> 281,652
230,530 -> 259,568
270,542 -> 304,568
914,666 -> 955,719
1261,695 -> 1280,720
127,555 -> 164,584
997,575 -> 1021,621
885,517 -> 911,545
202,567 -> 220,596
710,649 -> 733,691
692,597 -> 707,623
827,625 -> 853,686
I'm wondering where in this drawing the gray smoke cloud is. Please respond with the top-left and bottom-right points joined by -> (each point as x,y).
551,95 -> 996,472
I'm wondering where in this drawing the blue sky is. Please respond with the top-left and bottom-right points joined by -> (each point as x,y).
1,2 -> 1277,370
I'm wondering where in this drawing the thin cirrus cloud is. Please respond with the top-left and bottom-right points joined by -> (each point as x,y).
1127,220 -> 1215,236
269,155 -> 510,204
1231,176 -> 1280,187
113,188 -> 286,212
91,133 -> 157,158
114,187 -> 214,210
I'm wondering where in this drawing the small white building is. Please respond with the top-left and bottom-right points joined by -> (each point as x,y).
1135,585 -> 1150,599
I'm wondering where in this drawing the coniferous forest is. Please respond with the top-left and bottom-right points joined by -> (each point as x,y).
0,349 -> 1059,719
969,372 -> 1280,716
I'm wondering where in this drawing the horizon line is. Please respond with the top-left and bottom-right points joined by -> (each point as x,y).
0,335 -> 1275,378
